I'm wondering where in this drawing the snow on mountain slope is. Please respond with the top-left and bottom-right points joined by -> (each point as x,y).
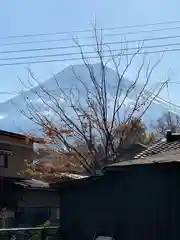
0,63 -> 178,134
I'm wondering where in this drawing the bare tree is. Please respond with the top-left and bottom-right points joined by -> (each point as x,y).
17,28 -> 169,175
153,111 -> 180,137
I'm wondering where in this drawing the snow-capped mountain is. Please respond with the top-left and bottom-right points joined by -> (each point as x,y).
0,63 -> 179,135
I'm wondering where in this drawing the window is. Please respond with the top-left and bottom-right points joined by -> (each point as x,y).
49,208 -> 60,220
0,154 -> 8,168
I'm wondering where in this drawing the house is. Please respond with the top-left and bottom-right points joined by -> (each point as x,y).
53,131 -> 180,240
0,130 -> 61,228
0,130 -> 45,178
2,172 -> 86,228
0,177 -> 60,228
14,179 -> 60,227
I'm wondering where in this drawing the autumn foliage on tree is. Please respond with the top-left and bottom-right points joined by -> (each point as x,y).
21,116 -> 155,181
113,118 -> 155,148
18,27 -> 168,176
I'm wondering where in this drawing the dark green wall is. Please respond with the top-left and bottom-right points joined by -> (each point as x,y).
59,163 -> 180,240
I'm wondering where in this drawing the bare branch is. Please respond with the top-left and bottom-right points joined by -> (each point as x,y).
16,26 -> 166,175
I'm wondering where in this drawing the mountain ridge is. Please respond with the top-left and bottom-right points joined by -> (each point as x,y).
0,63 -> 178,134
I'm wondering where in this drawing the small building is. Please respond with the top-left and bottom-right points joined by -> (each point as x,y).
0,130 -> 34,178
0,129 -> 47,178
0,177 -> 60,228
0,130 -> 60,228
53,131 -> 180,240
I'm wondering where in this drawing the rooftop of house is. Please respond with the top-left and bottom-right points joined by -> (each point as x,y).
2,175 -> 87,190
0,129 -> 46,144
14,179 -> 50,189
19,167 -> 88,184
105,130 -> 180,169
0,177 -> 50,190
133,133 -> 180,159
26,172 -> 87,183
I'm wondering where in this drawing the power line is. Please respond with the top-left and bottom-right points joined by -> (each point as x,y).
0,41 -> 137,54
166,82 -> 173,114
2,36 -> 180,55
0,20 -> 180,40
2,26 -> 180,47
2,30 -> 180,48
0,47 -> 180,67
0,91 -> 20,95
143,81 -> 180,113
1,42 -> 180,61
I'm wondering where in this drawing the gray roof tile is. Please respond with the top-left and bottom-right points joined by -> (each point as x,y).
108,149 -> 180,168
106,135 -> 180,169
134,139 -> 180,159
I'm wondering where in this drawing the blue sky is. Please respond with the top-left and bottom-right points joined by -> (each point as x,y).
0,0 -> 180,105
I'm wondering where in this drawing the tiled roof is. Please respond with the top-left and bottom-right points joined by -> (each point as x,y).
133,138 -> 180,159
14,179 -> 50,189
36,172 -> 87,183
0,130 -> 45,143
106,148 -> 180,168
105,132 -> 180,169
19,171 -> 88,186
